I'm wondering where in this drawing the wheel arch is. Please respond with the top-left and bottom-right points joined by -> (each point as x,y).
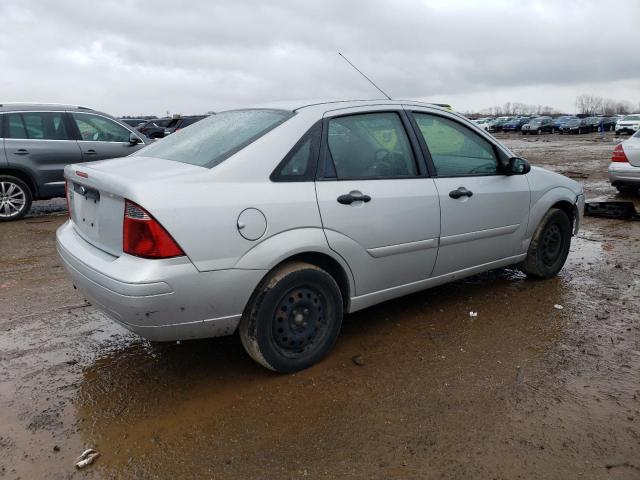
525,186 -> 579,247
0,167 -> 38,198
234,228 -> 355,311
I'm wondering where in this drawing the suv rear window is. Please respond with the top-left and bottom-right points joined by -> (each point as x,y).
136,109 -> 293,168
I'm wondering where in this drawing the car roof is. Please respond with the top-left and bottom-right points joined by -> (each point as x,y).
0,103 -> 97,113
240,99 -> 452,114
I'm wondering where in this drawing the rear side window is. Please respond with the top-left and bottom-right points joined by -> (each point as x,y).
271,122 -> 321,182
5,112 -> 70,140
326,112 -> 417,179
413,113 -> 498,177
136,109 -> 294,168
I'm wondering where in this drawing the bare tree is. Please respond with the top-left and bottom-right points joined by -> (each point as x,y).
575,94 -> 604,115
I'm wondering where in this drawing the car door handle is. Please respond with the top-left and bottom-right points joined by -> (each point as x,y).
14,149 -> 29,155
449,187 -> 473,199
337,192 -> 372,205
85,149 -> 97,155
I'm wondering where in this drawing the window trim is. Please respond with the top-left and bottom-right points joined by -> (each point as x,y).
317,109 -> 428,181
407,109 -> 509,178
69,111 -> 144,144
270,120 -> 322,183
0,111 -> 74,141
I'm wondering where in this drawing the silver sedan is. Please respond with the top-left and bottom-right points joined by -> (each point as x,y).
56,100 -> 584,372
609,130 -> 640,194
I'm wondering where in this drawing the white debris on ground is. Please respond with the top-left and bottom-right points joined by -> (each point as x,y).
75,449 -> 100,469
469,311 -> 478,318
554,304 -> 564,310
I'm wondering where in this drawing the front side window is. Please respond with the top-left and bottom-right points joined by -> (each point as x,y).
71,113 -> 131,142
413,113 -> 498,177
326,112 -> 417,179
136,109 -> 293,168
5,112 -> 70,140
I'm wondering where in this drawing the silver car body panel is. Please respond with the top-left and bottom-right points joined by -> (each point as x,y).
57,99 -> 584,340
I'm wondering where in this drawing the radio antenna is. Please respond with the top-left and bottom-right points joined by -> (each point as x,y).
338,52 -> 392,100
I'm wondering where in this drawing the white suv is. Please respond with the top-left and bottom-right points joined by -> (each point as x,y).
615,114 -> 640,135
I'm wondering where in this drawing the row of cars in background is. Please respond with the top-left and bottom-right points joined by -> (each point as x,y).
120,115 -> 209,139
473,114 -> 640,135
0,104 -> 211,221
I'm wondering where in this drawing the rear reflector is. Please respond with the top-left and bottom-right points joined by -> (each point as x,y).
123,200 -> 184,259
611,144 -> 628,163
76,170 -> 89,178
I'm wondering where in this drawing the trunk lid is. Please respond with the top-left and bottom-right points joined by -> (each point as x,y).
66,156 -> 206,256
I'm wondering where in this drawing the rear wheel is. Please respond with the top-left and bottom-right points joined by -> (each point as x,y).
518,208 -> 571,279
239,262 -> 343,373
0,176 -> 32,221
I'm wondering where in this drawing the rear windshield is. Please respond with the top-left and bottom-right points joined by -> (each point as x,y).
136,109 -> 293,168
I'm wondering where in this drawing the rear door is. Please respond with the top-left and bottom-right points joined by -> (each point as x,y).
3,111 -> 82,197
69,112 -> 145,161
408,108 -> 531,276
315,107 -> 441,296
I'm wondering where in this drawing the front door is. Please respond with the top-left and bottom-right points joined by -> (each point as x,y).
315,108 -> 441,297
409,110 -> 531,276
69,112 -> 144,161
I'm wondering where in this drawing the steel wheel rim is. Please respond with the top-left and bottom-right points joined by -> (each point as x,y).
0,181 -> 27,218
272,286 -> 329,358
541,223 -> 563,266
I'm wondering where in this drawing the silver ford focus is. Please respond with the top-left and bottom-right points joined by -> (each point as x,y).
56,100 -> 585,372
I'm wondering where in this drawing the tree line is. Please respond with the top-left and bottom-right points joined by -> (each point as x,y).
465,95 -> 638,118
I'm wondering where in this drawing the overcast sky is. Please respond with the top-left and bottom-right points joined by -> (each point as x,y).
1,0 -> 638,116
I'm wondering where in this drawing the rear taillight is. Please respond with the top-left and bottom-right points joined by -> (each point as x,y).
65,180 -> 71,217
611,144 -> 628,163
123,200 -> 184,259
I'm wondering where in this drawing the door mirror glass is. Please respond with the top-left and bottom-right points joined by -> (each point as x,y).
129,132 -> 141,144
508,157 -> 531,175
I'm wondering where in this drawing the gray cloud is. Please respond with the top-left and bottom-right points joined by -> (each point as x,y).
1,0 -> 638,116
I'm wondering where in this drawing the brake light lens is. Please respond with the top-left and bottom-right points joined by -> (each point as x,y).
611,144 -> 628,163
123,200 -> 184,259
65,180 -> 72,217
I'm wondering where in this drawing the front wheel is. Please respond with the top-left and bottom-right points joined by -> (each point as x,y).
518,208 -> 571,279
239,262 -> 343,372
0,176 -> 32,221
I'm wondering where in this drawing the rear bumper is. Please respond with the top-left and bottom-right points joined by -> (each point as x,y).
56,220 -> 266,341
608,162 -> 640,186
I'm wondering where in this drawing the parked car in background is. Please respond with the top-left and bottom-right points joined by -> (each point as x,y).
472,118 -> 491,131
487,116 -> 511,133
138,118 -> 173,139
584,117 -> 603,133
502,117 -> 530,132
615,114 -> 640,135
0,103 -> 149,220
119,118 -> 148,128
553,115 -> 574,131
560,118 -> 588,134
522,117 -> 554,135
601,117 -> 618,132
163,115 -> 209,136
56,99 -> 584,372
609,130 -> 640,194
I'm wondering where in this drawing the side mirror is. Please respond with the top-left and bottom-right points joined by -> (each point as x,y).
129,132 -> 141,145
507,157 -> 531,175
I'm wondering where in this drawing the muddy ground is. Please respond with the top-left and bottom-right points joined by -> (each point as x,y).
1,132 -> 639,479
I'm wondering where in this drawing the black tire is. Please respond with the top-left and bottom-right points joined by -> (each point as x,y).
518,208 -> 571,279
239,261 -> 343,373
0,175 -> 32,221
